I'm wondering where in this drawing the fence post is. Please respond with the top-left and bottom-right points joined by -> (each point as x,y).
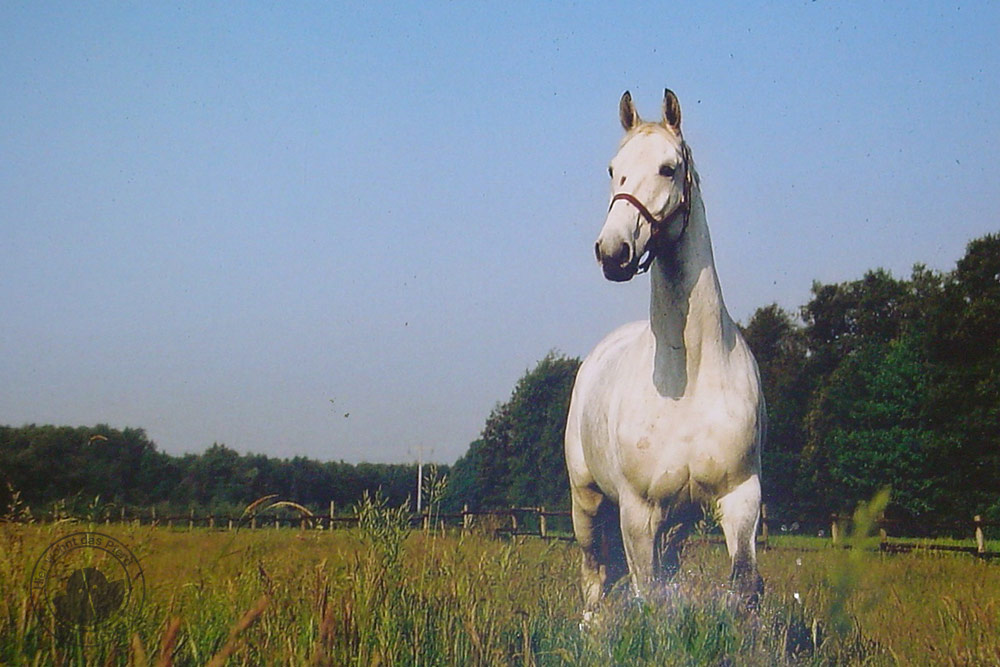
760,504 -> 768,550
121,507 -> 126,524
831,515 -> 840,545
251,516 -> 257,530
510,507 -> 518,534
209,515 -> 215,529
228,518 -> 233,531
462,504 -> 471,532
329,501 -> 335,530
975,515 -> 986,554
539,507 -> 547,539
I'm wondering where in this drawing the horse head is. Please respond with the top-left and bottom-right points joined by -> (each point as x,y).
595,89 -> 694,282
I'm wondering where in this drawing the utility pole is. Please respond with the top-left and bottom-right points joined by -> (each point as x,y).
417,448 -> 423,514
409,445 -> 431,514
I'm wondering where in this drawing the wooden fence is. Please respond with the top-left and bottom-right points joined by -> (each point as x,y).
15,504 -> 999,559
32,504 -> 576,539
826,512 -> 998,558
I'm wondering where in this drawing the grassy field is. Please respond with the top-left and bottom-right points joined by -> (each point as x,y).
2,507 -> 998,665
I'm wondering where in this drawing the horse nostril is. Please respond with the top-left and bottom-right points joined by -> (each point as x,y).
596,239 -> 633,268
612,242 -> 632,267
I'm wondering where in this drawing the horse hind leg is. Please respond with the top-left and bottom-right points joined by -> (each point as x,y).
717,475 -> 765,610
597,500 -> 627,594
571,486 -> 625,612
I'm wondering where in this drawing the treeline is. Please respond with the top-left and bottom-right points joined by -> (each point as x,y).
3,233 -> 997,526
746,232 -> 1000,524
447,233 -> 1000,525
0,424 -> 439,517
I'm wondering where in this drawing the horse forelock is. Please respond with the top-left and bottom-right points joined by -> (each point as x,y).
619,121 -> 679,146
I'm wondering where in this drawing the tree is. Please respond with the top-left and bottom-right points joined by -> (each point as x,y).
0,423 -> 443,516
504,353 -> 581,507
809,337 -> 936,520
177,443 -> 243,506
800,269 -> 912,382
446,351 -> 581,510
444,441 -> 486,512
924,234 -> 1000,519
741,304 -> 809,516
798,267 -> 935,517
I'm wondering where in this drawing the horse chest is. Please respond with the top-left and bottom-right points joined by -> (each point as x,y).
607,391 -> 757,504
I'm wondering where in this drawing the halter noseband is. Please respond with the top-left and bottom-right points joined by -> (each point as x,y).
608,141 -> 694,274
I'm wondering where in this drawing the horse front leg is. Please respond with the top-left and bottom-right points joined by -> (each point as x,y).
618,494 -> 662,598
717,474 -> 764,610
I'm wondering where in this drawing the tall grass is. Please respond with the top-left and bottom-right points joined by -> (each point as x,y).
1,501 -> 997,665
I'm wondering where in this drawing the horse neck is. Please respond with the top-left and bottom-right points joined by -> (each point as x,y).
648,188 -> 735,397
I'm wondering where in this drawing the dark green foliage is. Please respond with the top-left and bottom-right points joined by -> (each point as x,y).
0,424 -> 443,516
444,439 -> 486,511
742,232 -> 1000,523
741,304 -> 809,517
0,425 -> 178,510
923,233 -> 1000,520
811,339 -> 935,519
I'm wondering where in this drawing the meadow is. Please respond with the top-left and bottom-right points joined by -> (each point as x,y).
1,502 -> 998,665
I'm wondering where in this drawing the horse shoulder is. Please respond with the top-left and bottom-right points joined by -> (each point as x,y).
573,321 -> 651,408
568,320 -> 652,494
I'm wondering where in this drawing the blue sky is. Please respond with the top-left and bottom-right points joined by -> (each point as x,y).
2,3 -> 997,464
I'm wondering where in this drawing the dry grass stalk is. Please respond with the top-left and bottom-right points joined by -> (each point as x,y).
130,633 -> 148,667
204,595 -> 269,667
155,617 -> 182,667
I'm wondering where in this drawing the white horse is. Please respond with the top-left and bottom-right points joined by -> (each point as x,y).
565,89 -> 765,613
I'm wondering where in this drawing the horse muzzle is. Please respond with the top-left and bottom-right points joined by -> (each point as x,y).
595,237 -> 639,282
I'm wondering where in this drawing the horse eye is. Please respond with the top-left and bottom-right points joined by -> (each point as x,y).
658,164 -> 676,178
608,166 -> 614,178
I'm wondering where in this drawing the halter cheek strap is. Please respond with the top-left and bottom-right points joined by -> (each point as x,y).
607,141 -> 693,274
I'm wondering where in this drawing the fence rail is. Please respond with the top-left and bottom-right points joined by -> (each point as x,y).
6,504 -> 997,559
15,504 -> 578,538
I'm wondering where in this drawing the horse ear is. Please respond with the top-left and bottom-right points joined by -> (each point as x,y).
620,91 -> 640,131
662,88 -> 682,131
